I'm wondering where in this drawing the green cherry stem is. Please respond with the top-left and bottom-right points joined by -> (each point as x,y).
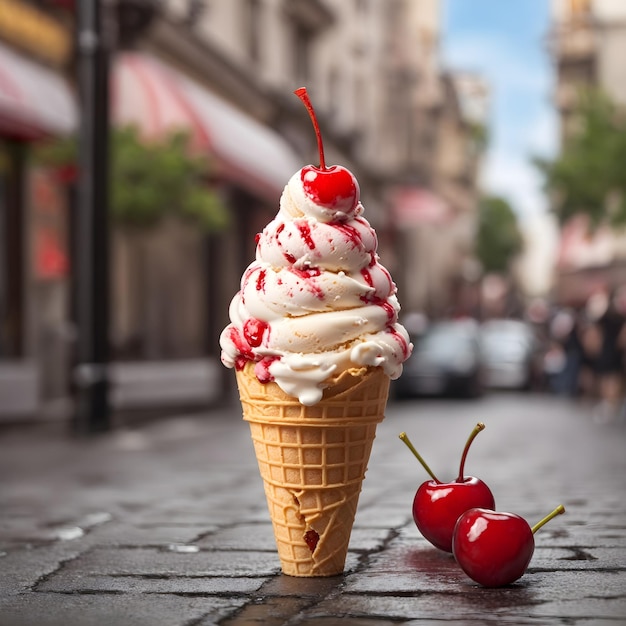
294,87 -> 327,170
531,504 -> 566,534
456,422 -> 485,482
398,432 -> 441,483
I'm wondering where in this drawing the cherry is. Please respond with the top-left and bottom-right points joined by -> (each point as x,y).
399,423 -> 495,552
294,87 -> 360,215
452,505 -> 566,587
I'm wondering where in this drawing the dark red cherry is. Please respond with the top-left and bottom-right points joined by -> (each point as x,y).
412,475 -> 495,553
301,165 -> 359,213
452,505 -> 565,587
399,423 -> 495,553
295,87 -> 359,215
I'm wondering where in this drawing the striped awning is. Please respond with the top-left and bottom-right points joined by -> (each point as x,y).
112,51 -> 300,202
389,187 -> 452,226
0,40 -> 76,140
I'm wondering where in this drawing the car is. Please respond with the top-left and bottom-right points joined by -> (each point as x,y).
479,319 -> 540,390
394,320 -> 485,398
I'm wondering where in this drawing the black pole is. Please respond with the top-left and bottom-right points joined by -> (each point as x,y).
73,0 -> 111,434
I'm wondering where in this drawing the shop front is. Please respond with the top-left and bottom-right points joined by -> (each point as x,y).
0,0 -> 76,419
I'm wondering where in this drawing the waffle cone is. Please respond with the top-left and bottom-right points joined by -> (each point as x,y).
235,362 -> 389,576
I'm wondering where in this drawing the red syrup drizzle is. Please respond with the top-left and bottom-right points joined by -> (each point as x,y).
372,264 -> 394,293
275,223 -> 298,265
389,325 -> 411,360
359,268 -> 397,324
289,266 -> 324,299
256,268 -> 267,292
295,220 -> 316,250
332,222 -> 364,249
378,300 -> 397,323
230,322 -> 277,382
254,356 -> 279,383
228,327 -> 255,370
361,267 -> 374,289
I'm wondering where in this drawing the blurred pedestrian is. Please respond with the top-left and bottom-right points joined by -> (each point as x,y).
545,308 -> 583,396
583,289 -> 626,422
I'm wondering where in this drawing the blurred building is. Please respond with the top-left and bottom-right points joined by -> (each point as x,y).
550,0 -> 626,305
0,0 -> 484,420
0,0 -> 76,417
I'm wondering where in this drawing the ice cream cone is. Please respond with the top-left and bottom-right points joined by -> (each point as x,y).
236,362 -> 390,576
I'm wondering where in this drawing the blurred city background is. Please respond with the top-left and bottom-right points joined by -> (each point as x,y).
1,0 -> 625,430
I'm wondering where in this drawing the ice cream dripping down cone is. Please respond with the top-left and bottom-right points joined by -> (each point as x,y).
236,362 -> 389,576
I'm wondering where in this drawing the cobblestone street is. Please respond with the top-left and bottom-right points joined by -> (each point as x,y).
1,391 -> 625,625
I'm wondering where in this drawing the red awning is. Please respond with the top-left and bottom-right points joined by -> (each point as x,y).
0,41 -> 76,140
389,187 -> 451,226
557,214 -> 614,270
112,52 -> 300,202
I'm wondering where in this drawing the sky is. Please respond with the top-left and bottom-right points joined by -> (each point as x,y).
441,0 -> 558,221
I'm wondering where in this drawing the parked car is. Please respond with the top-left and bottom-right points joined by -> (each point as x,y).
394,320 -> 485,398
479,319 -> 540,390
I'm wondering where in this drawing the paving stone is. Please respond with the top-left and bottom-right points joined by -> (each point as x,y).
0,543 -> 85,595
219,596 -> 314,626
258,573 -> 345,597
39,546 -> 280,579
38,573 -> 267,595
85,521 -> 216,547
196,522 -> 278,551
0,592 -> 246,626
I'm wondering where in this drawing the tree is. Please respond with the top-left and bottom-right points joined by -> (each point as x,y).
35,126 -> 229,232
534,89 -> 626,231
475,195 -> 524,274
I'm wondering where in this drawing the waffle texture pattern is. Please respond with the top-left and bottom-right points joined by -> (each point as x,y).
236,362 -> 389,576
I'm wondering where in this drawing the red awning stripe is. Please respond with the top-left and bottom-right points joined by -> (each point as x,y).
112,52 -> 300,201
557,214 -> 614,270
389,187 -> 452,226
113,52 -> 205,144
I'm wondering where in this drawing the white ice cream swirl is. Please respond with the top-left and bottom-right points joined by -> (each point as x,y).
220,169 -> 412,405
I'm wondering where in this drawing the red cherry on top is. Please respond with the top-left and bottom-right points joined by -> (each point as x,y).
452,505 -> 565,587
301,165 -> 359,214
295,87 -> 359,215
399,423 -> 495,553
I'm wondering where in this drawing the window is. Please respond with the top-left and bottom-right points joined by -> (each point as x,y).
292,22 -> 314,84
283,0 -> 333,83
328,67 -> 340,120
243,0 -> 262,64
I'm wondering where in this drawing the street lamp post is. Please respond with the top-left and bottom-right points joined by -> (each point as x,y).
73,0 -> 111,434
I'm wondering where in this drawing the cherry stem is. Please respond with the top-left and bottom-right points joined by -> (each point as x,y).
294,87 -> 327,170
457,422 -> 485,482
398,432 -> 441,483
531,504 -> 566,534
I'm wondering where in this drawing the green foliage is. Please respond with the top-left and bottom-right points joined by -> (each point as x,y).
467,121 -> 489,155
475,195 -> 524,273
535,89 -> 626,231
35,136 -> 75,165
34,126 -> 229,232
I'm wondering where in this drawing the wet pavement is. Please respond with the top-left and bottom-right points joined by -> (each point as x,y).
1,391 -> 625,625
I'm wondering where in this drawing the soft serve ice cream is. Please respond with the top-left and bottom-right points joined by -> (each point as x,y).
220,88 -> 411,406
